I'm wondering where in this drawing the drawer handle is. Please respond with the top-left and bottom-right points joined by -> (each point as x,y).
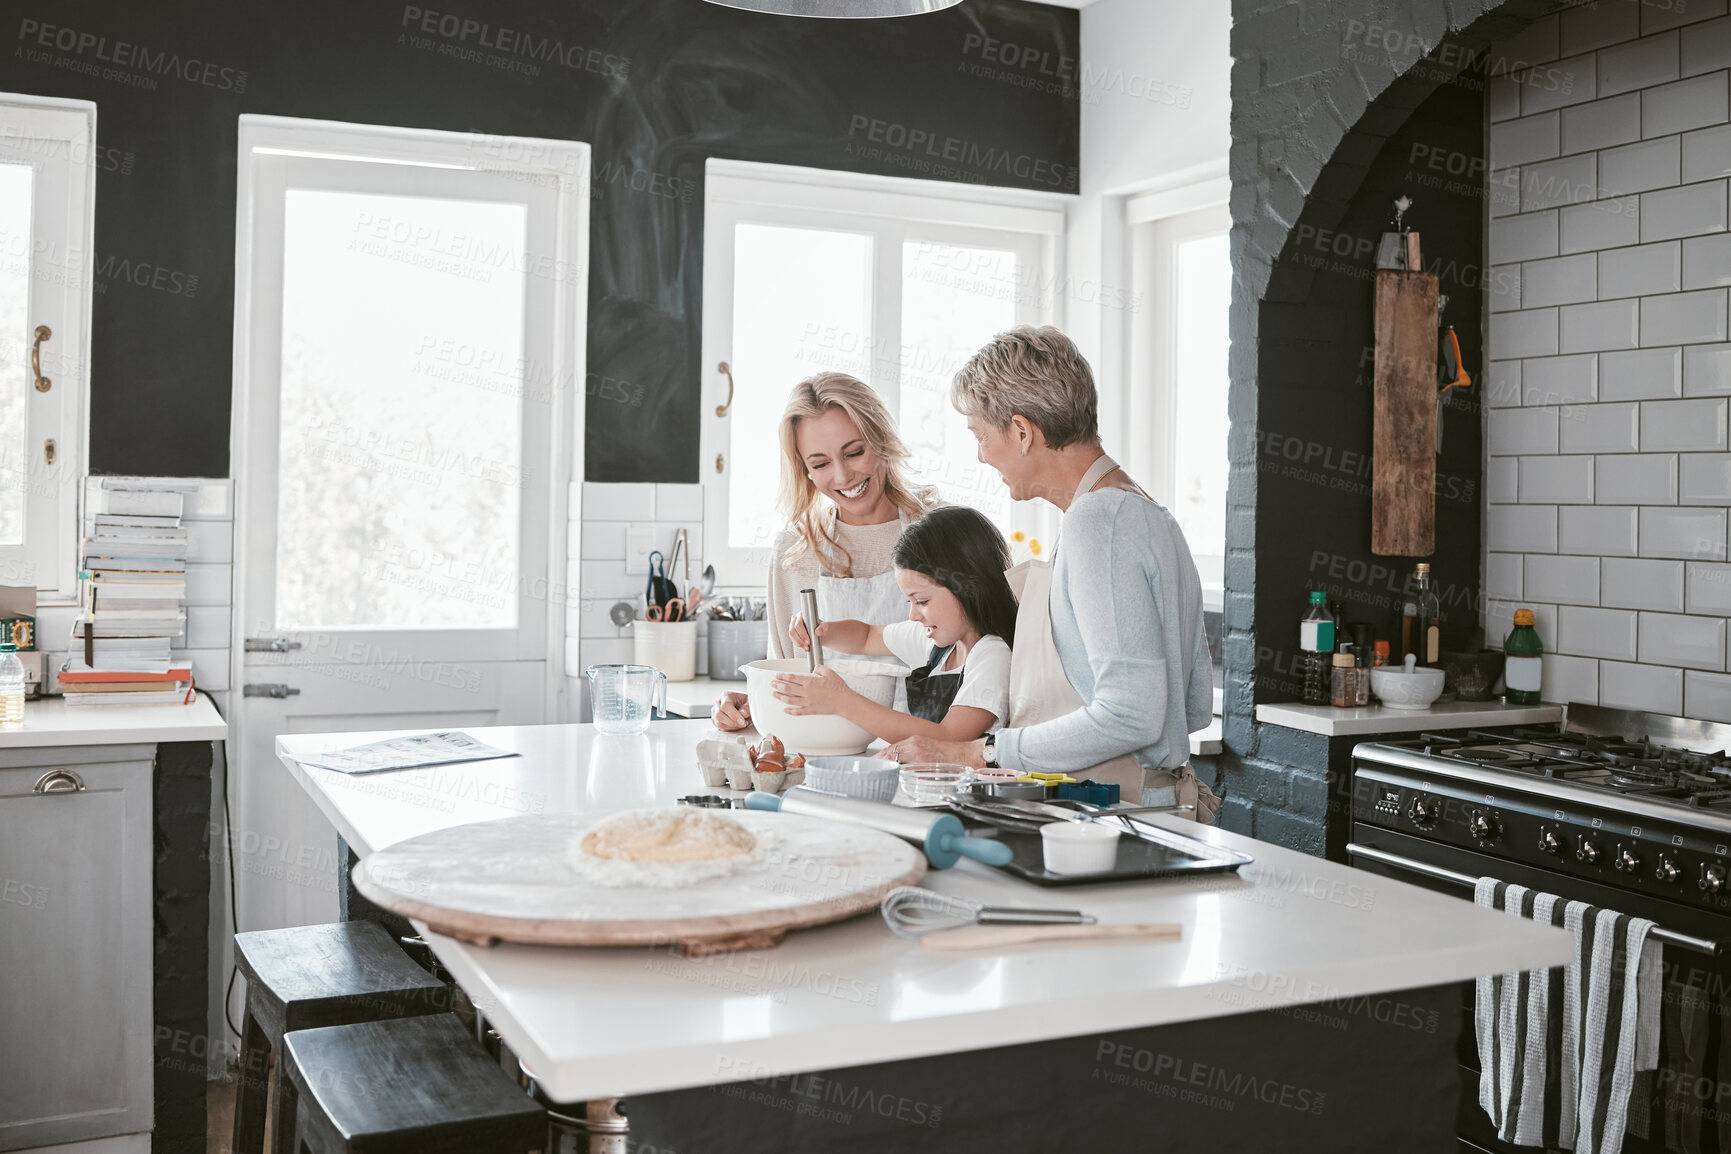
33,769 -> 85,794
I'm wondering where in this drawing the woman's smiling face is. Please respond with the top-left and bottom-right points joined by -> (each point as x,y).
795,406 -> 893,523
966,411 -> 1030,500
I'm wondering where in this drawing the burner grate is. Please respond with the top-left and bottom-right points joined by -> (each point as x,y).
1409,727 -> 1731,810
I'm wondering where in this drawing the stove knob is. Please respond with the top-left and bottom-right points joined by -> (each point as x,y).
1469,813 -> 1500,841
1615,848 -> 1641,874
1538,831 -> 1561,855
1703,866 -> 1726,893
1577,839 -> 1600,864
1656,859 -> 1682,884
1408,797 -> 1440,827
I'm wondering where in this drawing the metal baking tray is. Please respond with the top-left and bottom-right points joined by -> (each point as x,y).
950,803 -> 1253,887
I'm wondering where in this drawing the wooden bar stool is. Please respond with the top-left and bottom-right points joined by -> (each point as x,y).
232,921 -> 449,1154
282,1013 -> 547,1153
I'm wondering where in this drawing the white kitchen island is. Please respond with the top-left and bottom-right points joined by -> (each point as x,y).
278,716 -> 1568,1152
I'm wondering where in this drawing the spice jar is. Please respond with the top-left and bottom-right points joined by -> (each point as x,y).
1331,652 -> 1358,708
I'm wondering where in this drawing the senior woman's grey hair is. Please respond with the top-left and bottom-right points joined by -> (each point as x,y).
949,325 -> 1099,449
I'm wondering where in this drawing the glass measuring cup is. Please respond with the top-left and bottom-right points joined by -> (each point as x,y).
583,664 -> 667,736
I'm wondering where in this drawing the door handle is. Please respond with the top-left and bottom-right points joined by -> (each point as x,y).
33,769 -> 84,794
244,637 -> 304,652
715,361 -> 734,417
31,324 -> 50,392
1346,841 -> 1725,956
243,683 -> 302,698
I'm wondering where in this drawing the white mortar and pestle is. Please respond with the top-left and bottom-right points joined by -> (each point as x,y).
1369,653 -> 1446,710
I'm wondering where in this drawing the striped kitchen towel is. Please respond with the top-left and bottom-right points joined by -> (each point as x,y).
1474,879 -> 1661,1154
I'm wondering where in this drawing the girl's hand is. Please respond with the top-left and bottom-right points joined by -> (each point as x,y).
711,692 -> 751,731
772,667 -> 853,715
890,735 -> 987,767
788,614 -> 830,653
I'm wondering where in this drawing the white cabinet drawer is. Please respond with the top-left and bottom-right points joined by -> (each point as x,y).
0,756 -> 152,1151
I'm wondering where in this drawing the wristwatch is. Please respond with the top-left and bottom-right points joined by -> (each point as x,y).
982,734 -> 999,769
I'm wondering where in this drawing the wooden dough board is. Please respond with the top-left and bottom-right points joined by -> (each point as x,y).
352,811 -> 927,955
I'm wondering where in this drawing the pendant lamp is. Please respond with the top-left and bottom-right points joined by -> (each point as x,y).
704,0 -> 963,17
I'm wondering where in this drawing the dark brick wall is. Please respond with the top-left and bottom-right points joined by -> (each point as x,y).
1223,0 -> 1569,855
154,740 -> 213,1154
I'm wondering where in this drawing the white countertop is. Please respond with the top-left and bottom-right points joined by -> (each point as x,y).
662,675 -> 739,719
667,677 -> 1226,755
0,691 -> 227,747
1255,699 -> 1563,737
278,718 -> 1569,1103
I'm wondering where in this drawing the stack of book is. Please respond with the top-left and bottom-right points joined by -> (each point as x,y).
62,480 -> 196,706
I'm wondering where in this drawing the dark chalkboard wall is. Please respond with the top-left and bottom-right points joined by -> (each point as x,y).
0,0 -> 1078,479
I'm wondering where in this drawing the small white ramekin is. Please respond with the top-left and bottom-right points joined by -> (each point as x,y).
1040,821 -> 1121,875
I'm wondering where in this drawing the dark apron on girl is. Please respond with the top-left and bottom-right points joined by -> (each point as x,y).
904,644 -> 961,722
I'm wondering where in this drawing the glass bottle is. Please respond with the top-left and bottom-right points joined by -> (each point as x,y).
1331,650 -> 1357,708
1401,563 -> 1442,666
1505,608 -> 1543,705
1300,591 -> 1335,704
0,643 -> 25,727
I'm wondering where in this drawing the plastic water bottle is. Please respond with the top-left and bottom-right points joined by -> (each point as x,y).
0,643 -> 26,727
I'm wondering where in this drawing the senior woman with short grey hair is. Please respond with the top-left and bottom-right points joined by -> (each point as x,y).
889,325 -> 1219,821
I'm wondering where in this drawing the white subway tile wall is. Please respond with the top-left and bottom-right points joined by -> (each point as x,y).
1488,22 -> 1731,719
1602,556 -> 1686,611
573,482 -> 715,713
1599,240 -> 1681,297
1601,346 -> 1681,399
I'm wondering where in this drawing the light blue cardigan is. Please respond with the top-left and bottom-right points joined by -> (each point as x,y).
994,488 -> 1213,773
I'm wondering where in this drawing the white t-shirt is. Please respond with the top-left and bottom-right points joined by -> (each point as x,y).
881,621 -> 1011,730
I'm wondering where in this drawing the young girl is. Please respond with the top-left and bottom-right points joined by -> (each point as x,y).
771,505 -> 1017,744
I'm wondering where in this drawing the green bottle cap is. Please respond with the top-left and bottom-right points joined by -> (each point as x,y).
1309,591 -> 1327,603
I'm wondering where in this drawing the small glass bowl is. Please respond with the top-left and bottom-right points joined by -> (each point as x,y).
898,762 -> 974,805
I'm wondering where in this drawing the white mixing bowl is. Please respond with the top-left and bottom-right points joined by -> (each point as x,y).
741,657 -> 903,756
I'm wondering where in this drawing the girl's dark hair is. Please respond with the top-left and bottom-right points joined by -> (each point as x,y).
892,506 -> 1019,648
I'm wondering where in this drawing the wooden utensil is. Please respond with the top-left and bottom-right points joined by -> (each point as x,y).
919,923 -> 1183,951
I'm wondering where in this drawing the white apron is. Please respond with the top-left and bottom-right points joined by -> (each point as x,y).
1005,455 -> 1219,824
816,536 -> 910,712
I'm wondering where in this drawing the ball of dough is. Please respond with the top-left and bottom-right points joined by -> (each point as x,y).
578,808 -> 758,863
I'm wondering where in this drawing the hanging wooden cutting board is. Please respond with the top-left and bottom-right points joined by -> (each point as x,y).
1372,268 -> 1440,556
351,810 -> 927,955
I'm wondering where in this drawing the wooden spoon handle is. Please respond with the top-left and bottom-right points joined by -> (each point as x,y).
920,923 -> 1183,951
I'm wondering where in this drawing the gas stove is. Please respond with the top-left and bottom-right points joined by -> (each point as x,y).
1377,712 -> 1731,810
1350,705 -> 1731,950
1351,711 -> 1731,1153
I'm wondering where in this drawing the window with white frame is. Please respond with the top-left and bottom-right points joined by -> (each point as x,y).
1128,189 -> 1230,610
0,94 -> 95,602
700,160 -> 1067,587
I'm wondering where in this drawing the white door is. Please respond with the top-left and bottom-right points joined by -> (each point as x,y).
230,118 -> 587,932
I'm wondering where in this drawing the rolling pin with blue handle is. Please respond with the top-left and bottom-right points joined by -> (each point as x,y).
745,787 -> 1014,869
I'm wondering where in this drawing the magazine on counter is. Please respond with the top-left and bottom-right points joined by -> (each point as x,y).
293,731 -> 519,775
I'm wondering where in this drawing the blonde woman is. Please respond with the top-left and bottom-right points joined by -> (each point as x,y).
888,326 -> 1219,822
712,372 -> 937,730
